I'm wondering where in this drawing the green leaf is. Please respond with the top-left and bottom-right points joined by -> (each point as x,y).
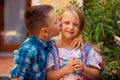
105,24 -> 113,30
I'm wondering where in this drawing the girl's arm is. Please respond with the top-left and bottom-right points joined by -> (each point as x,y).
73,60 -> 100,79
82,65 -> 100,79
46,59 -> 75,80
46,66 -> 67,80
82,47 -> 102,79
73,48 -> 102,79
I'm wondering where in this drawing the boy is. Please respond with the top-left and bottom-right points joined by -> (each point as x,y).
9,5 -> 61,80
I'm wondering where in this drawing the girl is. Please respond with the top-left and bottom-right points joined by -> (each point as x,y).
46,6 -> 102,80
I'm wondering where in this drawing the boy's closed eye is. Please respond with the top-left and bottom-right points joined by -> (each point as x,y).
54,18 -> 57,24
54,21 -> 57,24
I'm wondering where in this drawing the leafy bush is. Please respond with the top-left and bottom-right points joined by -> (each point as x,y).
69,0 -> 120,79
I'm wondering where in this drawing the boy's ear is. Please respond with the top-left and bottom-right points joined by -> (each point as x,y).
40,27 -> 48,36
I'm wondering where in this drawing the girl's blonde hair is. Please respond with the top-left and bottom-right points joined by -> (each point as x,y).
59,5 -> 85,31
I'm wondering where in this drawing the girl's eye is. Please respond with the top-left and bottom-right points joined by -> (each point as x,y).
73,23 -> 78,26
64,22 -> 69,24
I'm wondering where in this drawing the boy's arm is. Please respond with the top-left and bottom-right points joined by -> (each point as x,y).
71,34 -> 83,50
10,48 -> 33,79
11,78 -> 19,80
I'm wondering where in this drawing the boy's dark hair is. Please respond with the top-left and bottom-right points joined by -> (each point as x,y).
24,5 -> 53,36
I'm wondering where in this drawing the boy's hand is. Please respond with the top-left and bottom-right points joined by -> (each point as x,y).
71,34 -> 83,50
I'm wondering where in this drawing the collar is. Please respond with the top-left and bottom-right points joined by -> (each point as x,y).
29,35 -> 47,48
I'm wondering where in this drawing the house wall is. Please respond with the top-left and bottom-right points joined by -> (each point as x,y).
32,0 -> 83,9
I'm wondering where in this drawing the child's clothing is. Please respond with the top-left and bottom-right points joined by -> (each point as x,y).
10,35 -> 52,80
47,44 -> 102,80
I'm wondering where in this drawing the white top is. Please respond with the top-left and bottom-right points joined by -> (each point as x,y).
47,45 -> 102,80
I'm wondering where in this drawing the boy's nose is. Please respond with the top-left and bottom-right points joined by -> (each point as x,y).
58,20 -> 62,29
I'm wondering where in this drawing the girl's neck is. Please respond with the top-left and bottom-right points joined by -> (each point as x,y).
59,37 -> 73,50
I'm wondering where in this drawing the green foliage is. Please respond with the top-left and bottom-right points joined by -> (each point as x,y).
83,0 -> 115,43
100,47 -> 120,79
69,0 -> 120,79
69,0 -> 82,9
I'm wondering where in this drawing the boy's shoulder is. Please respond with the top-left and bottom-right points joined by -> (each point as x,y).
17,36 -> 41,54
21,36 -> 46,48
49,39 -> 57,43
20,38 -> 38,49
18,35 -> 49,54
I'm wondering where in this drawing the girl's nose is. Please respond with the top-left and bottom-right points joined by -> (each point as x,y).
69,24 -> 74,29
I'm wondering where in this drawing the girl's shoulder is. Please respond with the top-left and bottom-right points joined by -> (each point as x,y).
54,40 -> 63,48
84,42 -> 102,55
83,43 -> 92,56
